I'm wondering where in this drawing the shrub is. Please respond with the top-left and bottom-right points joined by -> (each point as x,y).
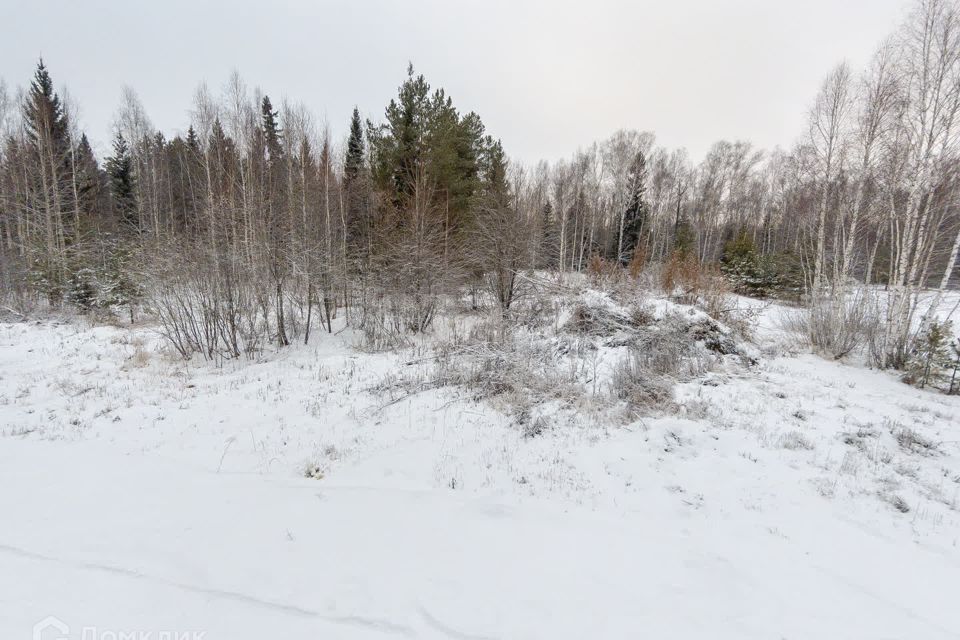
783,292 -> 877,360
661,251 -> 705,302
65,267 -> 98,312
96,244 -> 143,322
767,252 -> 804,300
947,339 -> 960,394
610,353 -> 676,415
719,232 -> 803,299
697,271 -> 733,322
587,254 -> 624,288
893,425 -> 940,456
631,313 -> 714,377
148,246 -> 270,361
627,245 -> 647,279
903,320 -> 952,389
27,257 -> 65,305
779,430 -> 815,450
719,232 -> 763,294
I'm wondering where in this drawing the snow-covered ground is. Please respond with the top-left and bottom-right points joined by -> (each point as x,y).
2,293 -> 960,639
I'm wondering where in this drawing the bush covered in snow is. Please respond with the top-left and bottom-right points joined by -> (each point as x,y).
390,286 -> 760,432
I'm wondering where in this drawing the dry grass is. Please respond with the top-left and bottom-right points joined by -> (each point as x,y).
782,291 -> 878,360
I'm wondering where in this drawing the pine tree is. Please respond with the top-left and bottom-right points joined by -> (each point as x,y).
374,64 -> 431,202
370,64 -> 485,223
106,132 -> 138,229
424,94 -> 483,224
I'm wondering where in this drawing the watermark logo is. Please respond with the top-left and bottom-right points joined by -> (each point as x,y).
31,617 -> 206,640
33,616 -> 69,640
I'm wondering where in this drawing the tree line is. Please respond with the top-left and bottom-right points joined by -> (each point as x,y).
0,0 -> 958,370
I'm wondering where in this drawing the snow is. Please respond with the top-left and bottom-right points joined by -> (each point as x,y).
2,296 -> 960,639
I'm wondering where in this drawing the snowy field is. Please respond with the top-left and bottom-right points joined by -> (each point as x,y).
2,292 -> 960,639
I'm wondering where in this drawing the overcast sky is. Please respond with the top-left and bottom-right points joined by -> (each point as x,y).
2,0 -> 909,164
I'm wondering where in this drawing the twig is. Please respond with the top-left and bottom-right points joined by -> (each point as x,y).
217,436 -> 237,473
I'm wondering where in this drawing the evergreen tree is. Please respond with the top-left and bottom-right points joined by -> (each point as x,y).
74,134 -> 103,228
260,95 -> 290,347
260,96 -> 285,218
481,138 -> 509,204
22,59 -> 75,299
425,93 -> 483,221
344,107 -> 371,257
720,231 -> 763,295
185,125 -> 200,153
344,107 -> 365,183
620,150 -> 649,264
373,64 -> 431,202
539,200 -> 557,269
473,138 -> 524,313
165,135 -> 201,232
906,321 -> 952,389
949,338 -> 960,395
24,60 -> 71,165
368,64 -> 485,228
98,241 -> 142,323
261,96 -> 283,164
207,119 -> 237,202
106,132 -> 138,229
258,96 -> 285,227
673,217 -> 696,256
176,125 -> 205,233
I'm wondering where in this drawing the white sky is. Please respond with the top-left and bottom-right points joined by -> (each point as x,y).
1,0 -> 909,164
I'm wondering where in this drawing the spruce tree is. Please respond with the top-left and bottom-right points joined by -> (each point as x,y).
482,138 -> 509,204
207,119 -> 236,198
344,107 -> 365,183
621,150 -> 649,264
261,96 -> 283,164
106,132 -> 137,229
906,321 -> 952,389
949,338 -> 960,395
369,65 -> 486,235
260,95 -> 290,347
673,217 -> 696,256
74,134 -> 103,229
344,107 -> 370,256
540,200 -> 557,269
24,60 -> 71,165
22,59 -> 75,299
185,125 -> 200,153
260,96 -> 285,232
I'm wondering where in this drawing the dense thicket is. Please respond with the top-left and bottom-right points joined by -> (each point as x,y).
0,0 -> 958,370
